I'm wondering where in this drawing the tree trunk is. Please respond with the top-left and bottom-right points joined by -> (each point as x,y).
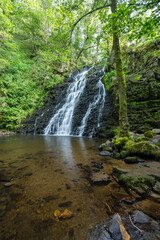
111,0 -> 129,137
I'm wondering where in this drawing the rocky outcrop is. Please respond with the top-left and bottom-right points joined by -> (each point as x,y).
86,210 -> 160,240
21,66 -> 106,136
98,39 -> 160,137
22,39 -> 160,137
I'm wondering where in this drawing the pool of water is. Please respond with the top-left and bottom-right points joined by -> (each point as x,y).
0,135 -> 159,240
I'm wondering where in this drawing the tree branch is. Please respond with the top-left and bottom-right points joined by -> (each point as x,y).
69,0 -> 160,45
69,4 -> 111,44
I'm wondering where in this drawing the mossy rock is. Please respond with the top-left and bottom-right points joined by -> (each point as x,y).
112,137 -> 129,151
124,156 -> 139,164
119,174 -> 156,196
144,130 -> 154,140
125,141 -> 157,158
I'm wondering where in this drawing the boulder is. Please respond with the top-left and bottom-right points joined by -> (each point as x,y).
150,135 -> 160,145
99,151 -> 113,157
86,211 -> 160,240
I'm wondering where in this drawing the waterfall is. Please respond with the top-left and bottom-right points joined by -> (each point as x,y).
77,69 -> 106,137
44,67 -> 93,135
43,66 -> 106,137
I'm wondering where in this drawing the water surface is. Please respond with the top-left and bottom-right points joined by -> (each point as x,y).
0,135 -> 159,240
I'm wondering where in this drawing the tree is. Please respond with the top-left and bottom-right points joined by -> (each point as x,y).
70,0 -> 160,136
111,0 -> 129,137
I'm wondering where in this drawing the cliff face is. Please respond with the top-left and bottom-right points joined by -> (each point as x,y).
98,39 -> 160,137
21,66 -> 106,136
22,40 -> 160,137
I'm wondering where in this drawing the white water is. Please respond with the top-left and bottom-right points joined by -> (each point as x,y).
78,69 -> 106,137
44,67 -> 106,136
44,68 -> 92,135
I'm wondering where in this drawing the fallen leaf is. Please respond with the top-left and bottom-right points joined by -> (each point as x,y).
54,209 -> 73,221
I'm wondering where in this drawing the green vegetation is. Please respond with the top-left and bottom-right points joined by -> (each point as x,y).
0,0 -> 159,131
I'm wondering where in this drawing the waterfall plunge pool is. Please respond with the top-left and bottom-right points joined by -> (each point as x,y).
0,135 -> 159,240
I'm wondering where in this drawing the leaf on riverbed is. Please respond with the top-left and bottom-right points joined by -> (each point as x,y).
54,209 -> 73,221
117,219 -> 130,240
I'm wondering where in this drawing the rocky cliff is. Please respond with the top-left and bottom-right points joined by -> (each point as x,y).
22,39 -> 160,137
98,39 -> 160,137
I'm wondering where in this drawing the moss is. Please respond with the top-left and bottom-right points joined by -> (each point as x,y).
144,130 -> 154,140
112,137 -> 129,151
119,174 -> 155,195
125,141 -> 158,158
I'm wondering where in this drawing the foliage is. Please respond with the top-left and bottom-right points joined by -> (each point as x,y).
0,0 -> 159,130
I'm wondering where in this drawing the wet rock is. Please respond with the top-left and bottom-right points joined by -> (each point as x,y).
86,211 -> 160,240
153,129 -> 160,135
58,201 -> 72,208
149,192 -> 160,202
99,151 -> 113,157
150,135 -> 160,145
124,156 -> 139,164
131,210 -> 150,223
112,166 -> 157,196
4,182 -> 15,187
153,182 -> 160,194
91,162 -> 103,169
65,183 -> 71,189
99,140 -> 112,151
89,171 -> 111,184
0,175 -> 12,182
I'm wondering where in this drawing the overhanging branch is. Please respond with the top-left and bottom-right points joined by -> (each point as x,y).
70,4 -> 111,44
69,0 -> 160,45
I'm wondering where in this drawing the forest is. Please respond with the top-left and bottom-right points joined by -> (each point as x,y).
0,0 -> 159,132
0,1 -> 160,240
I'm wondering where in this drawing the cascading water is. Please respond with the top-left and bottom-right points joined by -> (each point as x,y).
44,67 -> 93,135
77,69 -> 106,137
43,66 -> 106,137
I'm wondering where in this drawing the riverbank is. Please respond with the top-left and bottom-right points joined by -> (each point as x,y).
0,131 -> 18,136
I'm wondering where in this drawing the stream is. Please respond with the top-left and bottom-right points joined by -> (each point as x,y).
0,135 -> 160,240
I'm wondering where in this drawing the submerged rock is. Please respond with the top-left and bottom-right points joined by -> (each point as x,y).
89,171 -> 111,184
124,156 -> 139,164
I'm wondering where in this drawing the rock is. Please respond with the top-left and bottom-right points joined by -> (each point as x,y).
125,141 -> 157,159
150,135 -> 160,145
112,166 -> 128,177
119,196 -> 136,204
99,151 -> 113,157
109,213 -> 130,240
4,182 -> 15,187
124,156 -> 139,164
86,210 -> 160,240
89,171 -> 111,184
120,150 -> 127,159
149,192 -> 160,202
0,175 -> 12,182
112,137 -> 128,151
112,165 -> 157,196
91,162 -> 103,169
99,140 -> 112,151
153,182 -> 160,194
113,153 -> 121,159
131,210 -> 150,223
153,129 -> 160,135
